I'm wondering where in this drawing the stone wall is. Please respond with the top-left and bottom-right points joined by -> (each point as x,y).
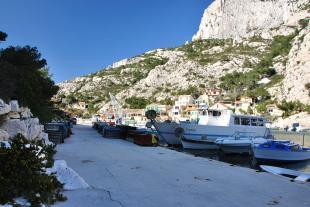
0,99 -> 50,143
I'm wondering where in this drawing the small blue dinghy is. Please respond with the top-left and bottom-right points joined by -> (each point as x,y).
252,140 -> 310,163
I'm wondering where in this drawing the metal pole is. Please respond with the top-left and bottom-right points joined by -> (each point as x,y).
302,133 -> 305,146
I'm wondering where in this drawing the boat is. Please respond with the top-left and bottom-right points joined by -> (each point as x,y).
260,165 -> 310,182
151,121 -> 182,145
252,140 -> 310,163
215,136 -> 268,154
179,109 -> 272,150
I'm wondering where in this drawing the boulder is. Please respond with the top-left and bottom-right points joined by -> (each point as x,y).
1,119 -> 28,138
20,107 -> 33,118
8,112 -> 20,119
0,129 -> 9,141
0,118 -> 43,140
0,99 -> 11,115
38,132 -> 53,145
9,100 -> 19,112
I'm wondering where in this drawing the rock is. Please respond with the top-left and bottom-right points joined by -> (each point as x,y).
275,27 -> 310,104
192,0 -> 309,40
8,112 -> 20,119
272,112 -> 310,128
46,160 -> 90,190
38,132 -> 53,145
0,129 -> 9,141
0,118 -> 43,140
1,119 -> 27,138
20,107 -> 33,118
0,99 -> 11,115
9,100 -> 19,112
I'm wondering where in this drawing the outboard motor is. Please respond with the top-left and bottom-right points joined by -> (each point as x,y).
145,110 -> 157,120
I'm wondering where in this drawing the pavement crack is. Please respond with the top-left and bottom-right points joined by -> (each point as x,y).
106,189 -> 126,207
91,186 -> 125,207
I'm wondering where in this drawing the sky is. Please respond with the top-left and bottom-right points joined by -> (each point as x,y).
0,0 -> 212,83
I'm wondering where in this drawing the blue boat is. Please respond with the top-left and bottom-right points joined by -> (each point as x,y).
252,140 -> 310,163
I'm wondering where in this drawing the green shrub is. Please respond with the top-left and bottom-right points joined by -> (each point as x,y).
243,58 -> 254,68
265,74 -> 284,87
0,134 -> 66,206
277,100 -> 309,117
159,98 -> 174,106
125,96 -> 148,109
298,18 -> 309,29
176,85 -> 199,96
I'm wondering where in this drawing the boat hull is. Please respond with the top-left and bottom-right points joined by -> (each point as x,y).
253,148 -> 310,162
180,123 -> 268,150
181,137 -> 219,150
260,165 -> 310,182
220,143 -> 251,154
152,122 -> 181,145
181,123 -> 268,141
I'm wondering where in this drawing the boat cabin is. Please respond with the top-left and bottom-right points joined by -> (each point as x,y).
198,109 -> 267,127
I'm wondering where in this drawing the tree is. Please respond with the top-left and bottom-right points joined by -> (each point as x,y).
0,32 -> 59,122
125,96 -> 148,109
0,31 -> 7,41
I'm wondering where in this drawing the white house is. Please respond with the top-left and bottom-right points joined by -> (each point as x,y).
209,102 -> 230,110
175,95 -> 194,107
266,104 -> 284,117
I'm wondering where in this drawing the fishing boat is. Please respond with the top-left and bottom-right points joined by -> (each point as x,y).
178,109 -> 272,150
151,121 -> 182,145
215,136 -> 268,154
252,140 -> 310,163
260,165 -> 310,182
144,110 -> 181,145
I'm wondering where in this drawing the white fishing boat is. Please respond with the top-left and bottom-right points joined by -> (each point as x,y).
179,109 -> 271,150
145,110 -> 183,145
252,140 -> 310,163
260,165 -> 310,182
215,136 -> 268,154
152,121 -> 181,145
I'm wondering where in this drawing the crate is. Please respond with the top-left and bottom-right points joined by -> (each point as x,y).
44,123 -> 65,144
102,126 -> 122,138
46,131 -> 64,144
115,125 -> 137,139
134,134 -> 158,146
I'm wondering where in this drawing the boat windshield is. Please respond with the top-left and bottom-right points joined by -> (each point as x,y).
208,110 -> 221,117
233,117 -> 265,126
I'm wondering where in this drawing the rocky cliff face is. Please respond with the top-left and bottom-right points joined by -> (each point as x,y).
57,0 -> 310,113
193,0 -> 309,40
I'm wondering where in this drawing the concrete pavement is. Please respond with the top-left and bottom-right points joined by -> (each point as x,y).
54,124 -> 310,207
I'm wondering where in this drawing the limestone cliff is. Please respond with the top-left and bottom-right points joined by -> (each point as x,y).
193,0 -> 309,40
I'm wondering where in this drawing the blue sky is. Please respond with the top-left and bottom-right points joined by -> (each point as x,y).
1,0 -> 211,83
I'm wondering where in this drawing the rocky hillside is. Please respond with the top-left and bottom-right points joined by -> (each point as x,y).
193,0 -> 309,40
56,0 -> 309,114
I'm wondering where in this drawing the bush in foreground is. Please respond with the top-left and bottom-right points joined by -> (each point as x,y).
0,134 -> 66,206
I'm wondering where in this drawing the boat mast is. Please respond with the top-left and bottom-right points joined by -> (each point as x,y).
109,93 -> 123,125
